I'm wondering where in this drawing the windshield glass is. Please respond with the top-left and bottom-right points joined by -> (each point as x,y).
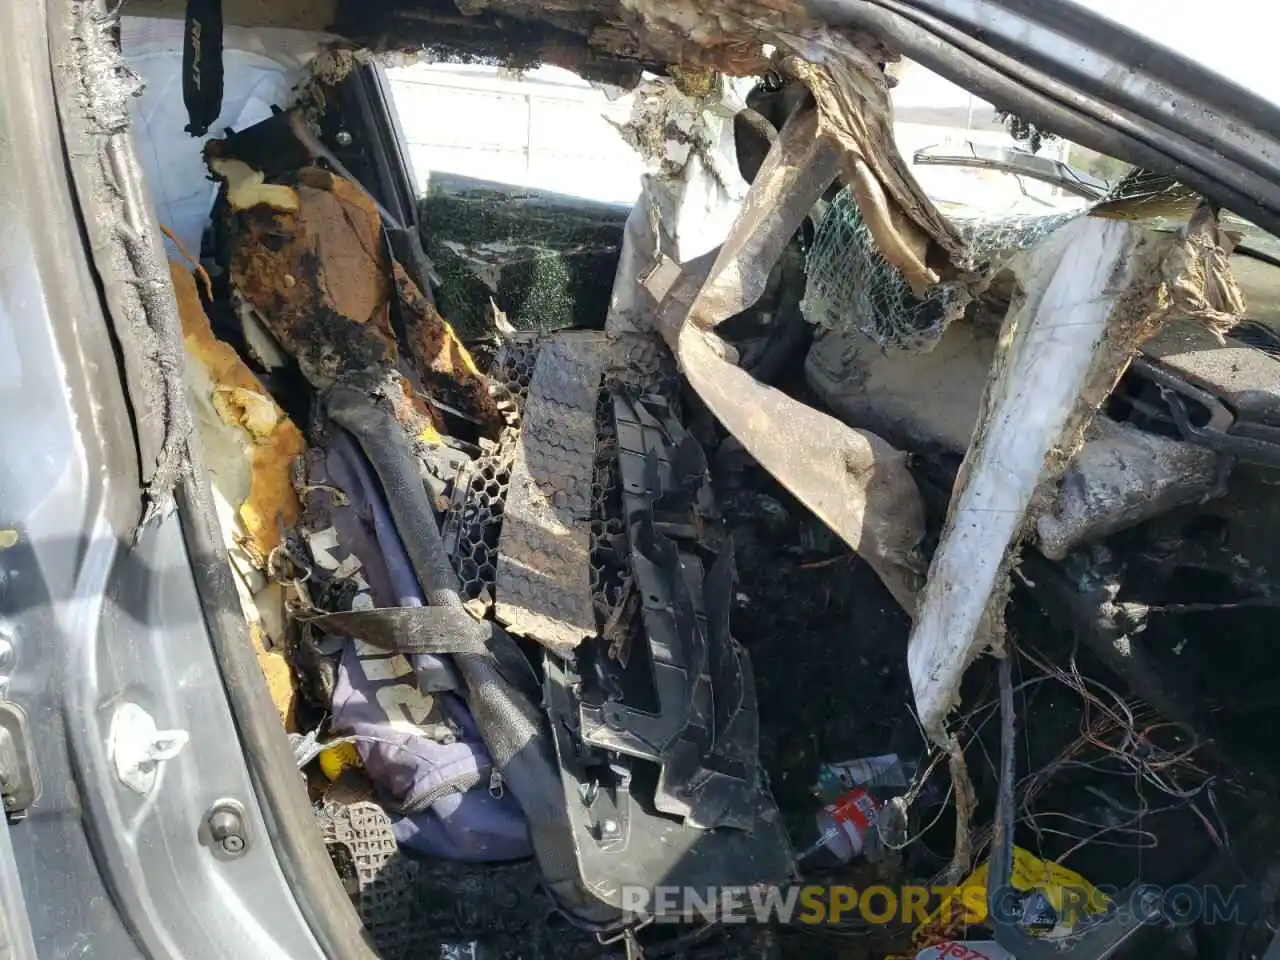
890,61 -> 1128,217
890,61 -> 1280,331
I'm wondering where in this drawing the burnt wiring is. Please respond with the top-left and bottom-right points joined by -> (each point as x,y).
897,633 -> 1226,897
1017,641 -> 1217,802
1012,641 -> 1223,868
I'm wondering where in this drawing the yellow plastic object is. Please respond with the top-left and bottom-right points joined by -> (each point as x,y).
915,846 -> 1109,942
319,742 -> 362,781
442,321 -> 481,377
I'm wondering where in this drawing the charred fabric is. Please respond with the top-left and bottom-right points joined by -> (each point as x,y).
146,4 -> 1280,959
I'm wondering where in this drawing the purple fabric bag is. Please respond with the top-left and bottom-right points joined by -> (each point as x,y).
305,428 -> 531,861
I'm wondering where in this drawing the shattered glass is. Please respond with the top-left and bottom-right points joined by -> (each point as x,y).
803,185 -> 1078,350
951,209 -> 1081,270
803,189 -> 961,350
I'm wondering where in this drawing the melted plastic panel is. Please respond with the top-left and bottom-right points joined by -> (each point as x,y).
450,458 -> 510,603
538,391 -> 791,911
319,803 -> 424,958
589,385 -> 629,618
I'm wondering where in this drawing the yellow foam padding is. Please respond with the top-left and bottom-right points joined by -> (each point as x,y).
210,158 -> 300,213
172,261 -> 306,558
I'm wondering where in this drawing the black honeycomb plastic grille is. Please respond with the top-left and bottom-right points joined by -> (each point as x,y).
445,336 -> 538,601
589,385 -> 628,620
452,457 -> 511,602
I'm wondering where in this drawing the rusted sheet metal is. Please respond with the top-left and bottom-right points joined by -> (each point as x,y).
661,103 -> 928,612
682,102 -> 841,335
779,28 -> 963,282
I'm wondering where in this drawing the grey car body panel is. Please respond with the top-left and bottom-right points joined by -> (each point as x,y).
912,0 -> 1280,181
0,0 -> 341,956
0,815 -> 37,959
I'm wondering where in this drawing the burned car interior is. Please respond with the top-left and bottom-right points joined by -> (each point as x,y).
35,0 -> 1280,957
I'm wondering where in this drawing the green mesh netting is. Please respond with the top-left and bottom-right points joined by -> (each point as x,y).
802,186 -> 1079,351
